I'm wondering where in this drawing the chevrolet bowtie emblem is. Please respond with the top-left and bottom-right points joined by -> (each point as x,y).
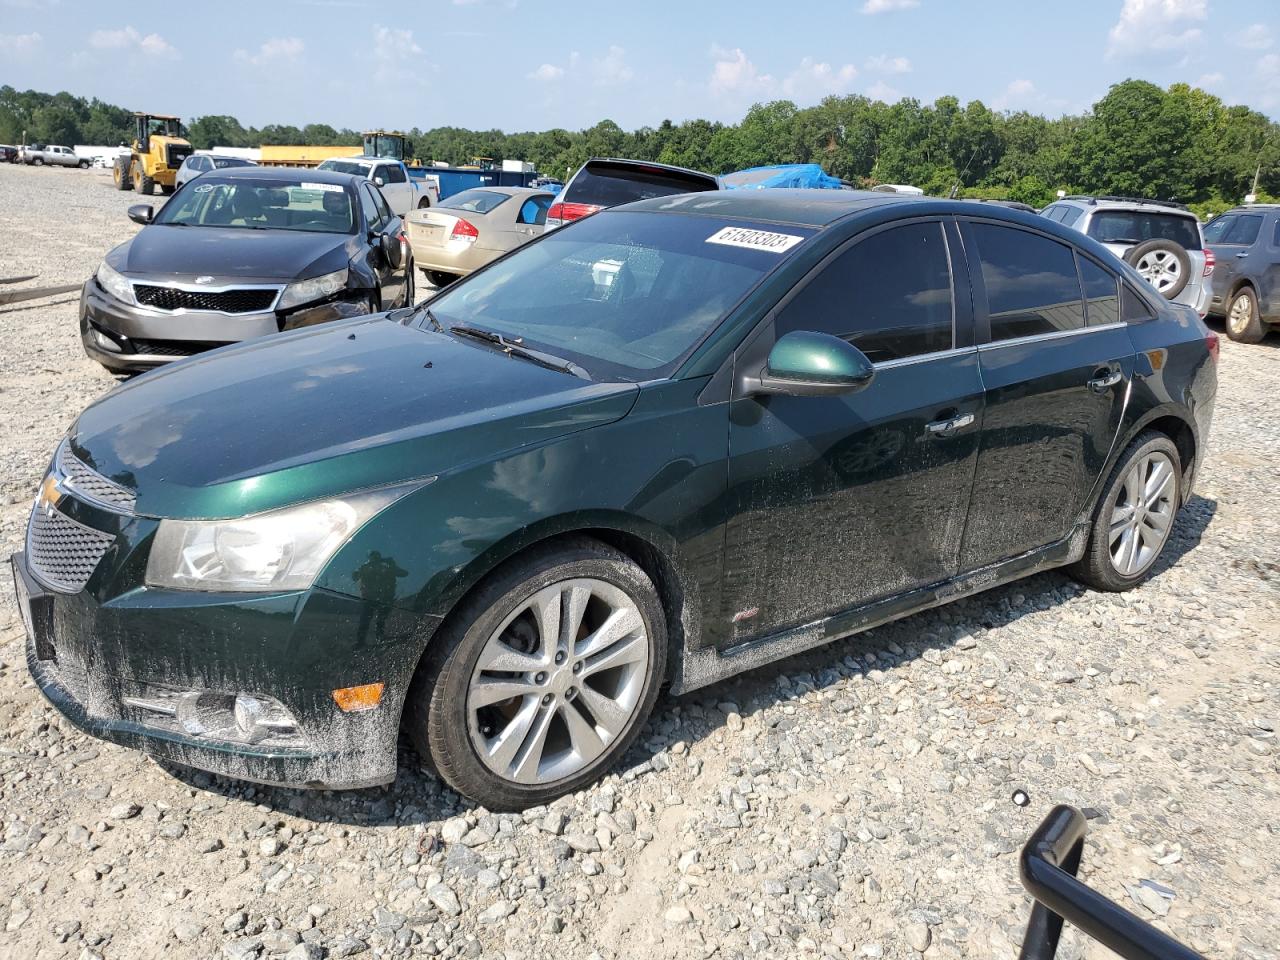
38,474 -> 63,517
195,276 -> 215,284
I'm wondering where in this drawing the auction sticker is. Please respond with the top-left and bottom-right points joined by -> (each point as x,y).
301,182 -> 345,193
706,226 -> 804,253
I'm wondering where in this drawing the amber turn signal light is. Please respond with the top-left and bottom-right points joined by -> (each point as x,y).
332,682 -> 385,713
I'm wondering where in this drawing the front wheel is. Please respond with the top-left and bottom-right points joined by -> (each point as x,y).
1068,431 -> 1181,592
406,539 -> 667,810
1224,286 -> 1266,343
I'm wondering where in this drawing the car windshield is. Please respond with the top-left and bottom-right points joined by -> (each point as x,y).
426,211 -> 814,380
439,190 -> 511,214
564,163 -> 718,207
155,177 -> 356,234
317,159 -> 372,176
1087,210 -> 1201,250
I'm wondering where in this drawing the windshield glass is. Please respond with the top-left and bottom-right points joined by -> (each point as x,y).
439,190 -> 510,214
1087,210 -> 1201,250
212,157 -> 253,169
564,163 -> 718,208
157,177 -> 355,234
317,159 -> 372,176
426,211 -> 813,380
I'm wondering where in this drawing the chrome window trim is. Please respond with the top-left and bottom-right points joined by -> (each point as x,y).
873,345 -> 976,371
977,321 -> 1127,352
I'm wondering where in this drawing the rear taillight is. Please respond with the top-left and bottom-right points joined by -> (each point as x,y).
546,201 -> 601,228
1202,248 -> 1215,277
1205,330 -> 1220,362
450,218 -> 478,243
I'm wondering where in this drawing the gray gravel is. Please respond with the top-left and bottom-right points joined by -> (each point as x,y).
0,162 -> 1278,959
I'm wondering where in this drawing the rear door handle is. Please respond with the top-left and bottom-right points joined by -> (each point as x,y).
926,412 -> 975,436
1088,369 -> 1122,392
1236,252 -> 1249,259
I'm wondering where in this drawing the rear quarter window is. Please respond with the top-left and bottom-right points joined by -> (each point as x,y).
565,163 -> 718,208
1086,211 -> 1201,251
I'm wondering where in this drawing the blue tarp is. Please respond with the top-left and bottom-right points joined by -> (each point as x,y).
720,164 -> 845,190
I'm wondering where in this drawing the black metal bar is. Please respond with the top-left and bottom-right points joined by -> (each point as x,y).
0,282 -> 80,306
1019,805 -> 1205,960
0,274 -> 38,286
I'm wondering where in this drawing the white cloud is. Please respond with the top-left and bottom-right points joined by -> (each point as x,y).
371,24 -> 424,81
1259,53 -> 1280,108
528,63 -> 563,81
0,31 -> 42,56
709,46 -> 773,98
864,54 -> 912,74
861,0 -> 919,12
866,80 -> 902,102
592,45 -> 633,86
1106,0 -> 1206,58
709,46 -> 856,103
1194,71 -> 1223,88
781,58 -> 858,99
234,37 -> 304,67
88,25 -> 179,58
1237,23 -> 1273,50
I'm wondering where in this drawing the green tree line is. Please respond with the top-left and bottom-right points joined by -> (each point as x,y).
4,79 -> 1276,217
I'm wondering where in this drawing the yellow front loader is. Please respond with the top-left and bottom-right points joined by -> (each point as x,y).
113,113 -> 193,196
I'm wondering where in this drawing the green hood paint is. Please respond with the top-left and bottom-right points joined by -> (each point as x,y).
69,316 -> 639,520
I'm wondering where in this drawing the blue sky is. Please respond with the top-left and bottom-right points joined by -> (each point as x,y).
1,0 -> 1276,132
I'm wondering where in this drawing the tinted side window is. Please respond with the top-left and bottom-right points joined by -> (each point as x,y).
1086,211 -> 1201,251
1079,256 -> 1120,327
564,163 -> 717,207
1202,214 -> 1235,244
358,184 -> 380,231
370,185 -> 392,224
1226,215 -> 1262,245
1122,285 -> 1156,323
385,163 -> 407,184
1059,206 -> 1083,227
971,223 -> 1084,340
1273,217 -> 1280,247
518,197 -> 551,225
776,222 -> 953,363
1041,205 -> 1063,221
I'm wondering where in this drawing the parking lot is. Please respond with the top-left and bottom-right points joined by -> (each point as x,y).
0,161 -> 1278,960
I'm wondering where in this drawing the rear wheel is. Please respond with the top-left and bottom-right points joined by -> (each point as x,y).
160,183 -> 175,196
427,270 -> 457,289
417,197 -> 431,209
1224,286 -> 1266,343
406,539 -> 667,810
1068,431 -> 1181,591
113,157 -> 133,191
32,157 -> 43,166
78,160 -> 89,169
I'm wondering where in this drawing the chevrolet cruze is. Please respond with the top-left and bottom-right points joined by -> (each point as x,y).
14,190 -> 1217,810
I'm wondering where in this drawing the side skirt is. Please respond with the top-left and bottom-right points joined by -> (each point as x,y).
670,525 -> 1088,695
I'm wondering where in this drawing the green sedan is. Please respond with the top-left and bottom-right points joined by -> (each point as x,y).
12,189 -> 1216,810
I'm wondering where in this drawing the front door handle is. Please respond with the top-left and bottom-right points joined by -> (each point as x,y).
1088,369 -> 1123,392
926,412 -> 975,436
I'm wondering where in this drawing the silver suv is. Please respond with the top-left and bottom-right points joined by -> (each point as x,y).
1041,196 -> 1212,315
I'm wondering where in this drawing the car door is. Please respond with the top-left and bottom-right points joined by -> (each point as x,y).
374,163 -> 410,217
955,219 -> 1134,570
719,218 -> 984,643
360,182 -> 407,308
513,195 -> 552,245
1206,212 -> 1264,302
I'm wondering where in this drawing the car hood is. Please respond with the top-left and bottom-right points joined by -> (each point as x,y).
111,226 -> 353,283
68,316 -> 640,519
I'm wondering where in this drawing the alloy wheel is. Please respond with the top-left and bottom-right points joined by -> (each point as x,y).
1134,250 -> 1181,293
1228,292 -> 1253,334
467,578 -> 649,785
1108,451 -> 1176,577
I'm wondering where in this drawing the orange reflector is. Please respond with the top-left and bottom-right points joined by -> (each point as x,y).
332,682 -> 384,713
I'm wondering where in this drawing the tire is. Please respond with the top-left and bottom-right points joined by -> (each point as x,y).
1224,285 -> 1266,344
1068,431 -> 1181,592
160,184 -> 175,196
32,157 -> 43,166
406,538 -> 667,810
1124,239 -> 1191,300
403,261 -> 415,307
78,160 -> 89,169
417,197 -> 431,209
113,158 -> 133,191
133,165 -> 155,196
426,270 -> 457,289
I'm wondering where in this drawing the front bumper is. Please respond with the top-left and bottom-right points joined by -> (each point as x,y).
79,279 -> 372,373
13,549 -> 439,789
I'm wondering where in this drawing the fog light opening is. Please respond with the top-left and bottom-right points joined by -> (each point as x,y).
333,682 -> 384,713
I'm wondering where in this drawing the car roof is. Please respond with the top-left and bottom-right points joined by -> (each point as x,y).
206,166 -> 358,186
448,186 -> 552,198
621,188 -> 927,227
1057,196 -> 1195,216
582,157 -> 720,187
1223,204 -> 1280,212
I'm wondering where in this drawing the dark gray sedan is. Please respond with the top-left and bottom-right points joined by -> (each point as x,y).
80,166 -> 414,373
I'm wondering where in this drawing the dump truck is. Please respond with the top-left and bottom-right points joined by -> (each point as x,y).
113,113 -> 193,196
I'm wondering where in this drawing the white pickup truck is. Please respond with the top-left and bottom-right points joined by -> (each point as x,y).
21,144 -> 90,168
314,157 -> 438,217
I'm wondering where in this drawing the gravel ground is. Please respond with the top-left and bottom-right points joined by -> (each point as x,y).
0,162 -> 1277,960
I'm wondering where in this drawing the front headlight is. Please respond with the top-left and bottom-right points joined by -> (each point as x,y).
145,482 -> 425,592
96,261 -> 135,305
277,267 -> 349,311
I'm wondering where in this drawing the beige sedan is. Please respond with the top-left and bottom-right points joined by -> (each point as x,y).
406,187 -> 555,287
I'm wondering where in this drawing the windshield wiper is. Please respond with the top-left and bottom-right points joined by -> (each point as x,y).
449,323 -> 591,380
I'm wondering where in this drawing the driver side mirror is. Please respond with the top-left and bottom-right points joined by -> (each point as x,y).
747,330 -> 875,398
373,177 -> 385,187
127,204 -> 154,225
379,232 -> 403,269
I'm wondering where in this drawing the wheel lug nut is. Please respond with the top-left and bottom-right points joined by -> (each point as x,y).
566,687 -> 577,700
554,651 -> 566,665
542,693 -> 553,706
535,672 -> 547,684
572,662 -> 582,674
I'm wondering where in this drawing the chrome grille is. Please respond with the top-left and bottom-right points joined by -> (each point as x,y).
133,285 -> 278,314
57,443 -> 136,512
26,502 -> 116,594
